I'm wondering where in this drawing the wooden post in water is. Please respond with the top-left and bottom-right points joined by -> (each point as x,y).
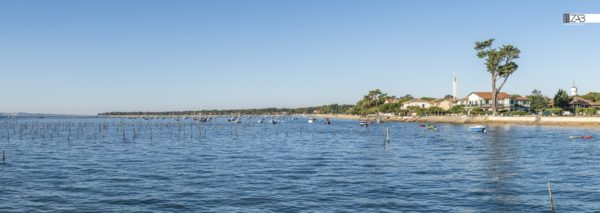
384,127 -> 390,143
67,126 -> 71,143
132,127 -> 137,140
548,182 -> 556,213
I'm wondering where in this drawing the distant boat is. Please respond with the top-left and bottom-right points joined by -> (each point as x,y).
569,135 -> 592,140
308,118 -> 316,123
427,125 -> 437,131
258,119 -> 264,124
469,126 -> 487,133
324,118 -> 331,125
359,120 -> 368,127
376,118 -> 384,124
269,119 -> 277,125
233,118 -> 241,124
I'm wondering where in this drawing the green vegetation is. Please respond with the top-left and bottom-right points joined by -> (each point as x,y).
351,89 -> 387,116
378,103 -> 403,114
102,88 -> 600,117
100,104 -> 354,116
474,38 -> 520,115
449,106 -> 465,114
553,89 -> 570,111
528,89 -> 549,113
349,89 -> 414,116
547,107 -> 564,116
582,92 -> 600,103
576,107 -> 598,116
470,107 -> 485,115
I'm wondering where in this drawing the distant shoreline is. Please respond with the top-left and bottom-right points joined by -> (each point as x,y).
96,113 -> 600,128
312,114 -> 600,128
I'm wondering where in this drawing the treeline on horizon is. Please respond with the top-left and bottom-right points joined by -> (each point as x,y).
98,104 -> 355,116
98,89 -> 600,117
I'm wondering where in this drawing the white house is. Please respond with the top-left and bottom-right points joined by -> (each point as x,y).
402,99 -> 433,109
456,92 -> 530,111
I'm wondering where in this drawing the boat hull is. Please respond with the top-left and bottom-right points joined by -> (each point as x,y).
469,126 -> 486,132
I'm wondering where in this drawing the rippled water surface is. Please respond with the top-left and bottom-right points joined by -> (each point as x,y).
1,117 -> 600,212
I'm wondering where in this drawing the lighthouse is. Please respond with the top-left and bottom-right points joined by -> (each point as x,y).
452,74 -> 458,99
571,81 -> 578,96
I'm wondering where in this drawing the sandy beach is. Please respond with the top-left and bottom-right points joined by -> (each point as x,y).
313,114 -> 600,128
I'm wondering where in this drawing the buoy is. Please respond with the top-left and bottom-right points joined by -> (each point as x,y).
583,135 -> 592,139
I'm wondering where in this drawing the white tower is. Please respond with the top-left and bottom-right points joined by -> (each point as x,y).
571,81 -> 578,96
452,74 -> 457,99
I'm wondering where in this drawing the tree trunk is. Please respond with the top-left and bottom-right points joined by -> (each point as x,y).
492,74 -> 497,116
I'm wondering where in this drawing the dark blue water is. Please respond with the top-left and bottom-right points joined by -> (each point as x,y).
1,117 -> 599,212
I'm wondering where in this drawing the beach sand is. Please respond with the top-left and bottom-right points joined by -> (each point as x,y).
313,114 -> 600,128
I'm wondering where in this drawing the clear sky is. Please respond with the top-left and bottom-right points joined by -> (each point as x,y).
1,0 -> 599,115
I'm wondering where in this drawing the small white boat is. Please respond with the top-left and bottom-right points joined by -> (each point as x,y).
469,126 -> 487,133
269,119 -> 277,125
359,120 -> 368,127
308,118 -> 316,123
258,119 -> 264,124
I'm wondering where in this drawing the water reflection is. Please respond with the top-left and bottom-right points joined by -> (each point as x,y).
481,125 -> 523,210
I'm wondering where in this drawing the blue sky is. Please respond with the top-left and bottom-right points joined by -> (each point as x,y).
1,0 -> 599,114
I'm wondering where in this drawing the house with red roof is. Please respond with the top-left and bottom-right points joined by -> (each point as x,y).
456,92 -> 531,112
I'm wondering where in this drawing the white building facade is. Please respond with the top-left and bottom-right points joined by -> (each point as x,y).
402,99 -> 433,109
456,92 -> 530,111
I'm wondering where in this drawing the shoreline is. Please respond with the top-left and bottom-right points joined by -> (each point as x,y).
99,114 -> 600,128
313,114 -> 600,128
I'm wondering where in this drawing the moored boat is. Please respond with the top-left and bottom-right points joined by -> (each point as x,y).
569,135 -> 592,140
359,120 -> 368,127
469,126 -> 487,133
427,124 -> 437,131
